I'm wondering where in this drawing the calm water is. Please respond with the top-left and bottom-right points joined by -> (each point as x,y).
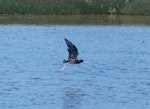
0,15 -> 150,109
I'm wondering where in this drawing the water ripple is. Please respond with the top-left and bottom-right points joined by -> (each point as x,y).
1,25 -> 150,109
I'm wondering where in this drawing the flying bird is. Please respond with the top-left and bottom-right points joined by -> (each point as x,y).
63,38 -> 84,64
59,38 -> 84,71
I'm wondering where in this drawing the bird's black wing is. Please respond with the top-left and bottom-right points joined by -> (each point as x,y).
65,38 -> 79,59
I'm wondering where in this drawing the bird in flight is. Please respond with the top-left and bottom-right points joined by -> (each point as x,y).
59,38 -> 84,71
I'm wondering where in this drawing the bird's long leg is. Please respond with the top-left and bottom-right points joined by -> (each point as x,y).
59,62 -> 70,71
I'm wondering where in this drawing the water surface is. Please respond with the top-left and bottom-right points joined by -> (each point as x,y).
0,15 -> 150,109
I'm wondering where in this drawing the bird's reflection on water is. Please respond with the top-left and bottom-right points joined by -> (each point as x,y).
62,87 -> 85,109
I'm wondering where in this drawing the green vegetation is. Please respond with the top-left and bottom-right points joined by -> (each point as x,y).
121,0 -> 150,15
0,0 -> 149,15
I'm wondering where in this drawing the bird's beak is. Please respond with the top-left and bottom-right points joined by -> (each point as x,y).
84,61 -> 87,63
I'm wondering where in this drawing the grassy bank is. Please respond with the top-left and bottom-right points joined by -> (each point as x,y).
0,0 -> 150,15
121,0 -> 150,15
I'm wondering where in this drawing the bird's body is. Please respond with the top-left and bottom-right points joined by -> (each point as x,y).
63,38 -> 84,64
63,59 -> 83,64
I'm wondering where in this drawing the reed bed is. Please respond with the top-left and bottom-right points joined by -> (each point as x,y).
0,0 -> 149,15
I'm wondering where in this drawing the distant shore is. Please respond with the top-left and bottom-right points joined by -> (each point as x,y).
0,0 -> 150,15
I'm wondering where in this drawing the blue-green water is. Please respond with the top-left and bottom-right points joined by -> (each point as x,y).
0,24 -> 150,109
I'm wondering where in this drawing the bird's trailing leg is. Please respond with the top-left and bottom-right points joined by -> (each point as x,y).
59,62 -> 70,71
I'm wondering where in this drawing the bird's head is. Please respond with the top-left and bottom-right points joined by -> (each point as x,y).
79,59 -> 84,63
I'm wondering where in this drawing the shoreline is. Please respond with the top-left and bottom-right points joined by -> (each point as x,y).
0,14 -> 150,25
0,13 -> 150,17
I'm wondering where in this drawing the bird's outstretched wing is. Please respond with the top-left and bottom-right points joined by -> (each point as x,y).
65,38 -> 79,59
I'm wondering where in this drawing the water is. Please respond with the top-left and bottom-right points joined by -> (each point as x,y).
0,15 -> 150,109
